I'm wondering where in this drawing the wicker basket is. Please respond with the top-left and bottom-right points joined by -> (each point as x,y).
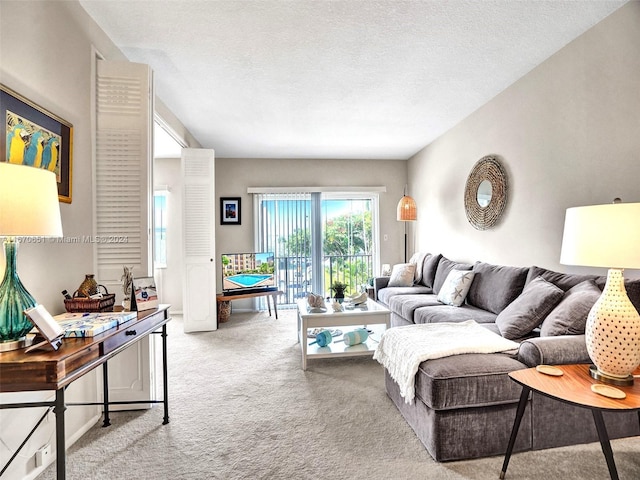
64,285 -> 116,313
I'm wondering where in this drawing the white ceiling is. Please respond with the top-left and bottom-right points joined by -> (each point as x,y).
79,0 -> 627,160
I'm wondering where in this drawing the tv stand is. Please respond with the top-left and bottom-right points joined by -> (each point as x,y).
216,290 -> 284,323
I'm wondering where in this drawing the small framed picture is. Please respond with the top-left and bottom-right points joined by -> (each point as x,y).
131,276 -> 159,312
220,197 -> 241,225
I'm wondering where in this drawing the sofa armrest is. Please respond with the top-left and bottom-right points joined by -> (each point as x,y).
517,335 -> 590,367
373,276 -> 390,300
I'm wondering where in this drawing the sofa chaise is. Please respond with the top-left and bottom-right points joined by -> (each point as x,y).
374,253 -> 640,461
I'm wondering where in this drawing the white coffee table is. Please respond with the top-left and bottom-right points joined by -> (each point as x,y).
296,298 -> 390,370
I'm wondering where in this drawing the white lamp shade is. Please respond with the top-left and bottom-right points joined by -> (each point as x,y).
560,203 -> 640,269
0,163 -> 63,237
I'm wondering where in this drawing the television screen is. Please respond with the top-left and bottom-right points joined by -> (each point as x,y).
221,252 -> 276,294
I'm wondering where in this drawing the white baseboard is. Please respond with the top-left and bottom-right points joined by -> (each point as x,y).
23,413 -> 101,480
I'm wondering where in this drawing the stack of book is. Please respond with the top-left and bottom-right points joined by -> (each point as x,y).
54,311 -> 137,338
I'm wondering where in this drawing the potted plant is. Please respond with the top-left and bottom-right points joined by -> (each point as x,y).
330,281 -> 348,303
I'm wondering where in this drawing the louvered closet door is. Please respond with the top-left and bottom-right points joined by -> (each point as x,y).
182,148 -> 217,332
96,60 -> 155,408
96,60 -> 153,286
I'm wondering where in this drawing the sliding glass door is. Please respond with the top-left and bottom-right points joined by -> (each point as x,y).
254,192 -> 378,305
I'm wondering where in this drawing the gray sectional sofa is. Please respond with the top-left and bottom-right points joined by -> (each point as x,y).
374,253 -> 640,461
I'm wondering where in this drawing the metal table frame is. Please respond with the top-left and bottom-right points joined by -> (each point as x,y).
0,307 -> 171,479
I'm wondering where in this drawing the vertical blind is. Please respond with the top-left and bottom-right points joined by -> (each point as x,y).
254,192 -> 313,304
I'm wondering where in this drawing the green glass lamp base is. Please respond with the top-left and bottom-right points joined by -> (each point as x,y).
0,239 -> 37,350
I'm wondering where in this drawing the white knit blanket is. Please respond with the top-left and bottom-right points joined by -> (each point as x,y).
373,320 -> 519,404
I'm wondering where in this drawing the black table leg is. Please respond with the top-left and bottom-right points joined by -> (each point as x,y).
500,386 -> 530,479
592,410 -> 619,480
102,362 -> 111,427
266,295 -> 272,317
161,324 -> 170,425
54,388 -> 66,480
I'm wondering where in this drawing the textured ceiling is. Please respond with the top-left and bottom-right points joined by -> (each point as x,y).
79,0 -> 626,160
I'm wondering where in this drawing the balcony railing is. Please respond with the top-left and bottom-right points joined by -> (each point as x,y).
276,254 -> 373,306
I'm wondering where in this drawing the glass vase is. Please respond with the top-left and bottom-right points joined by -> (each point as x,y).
0,239 -> 37,342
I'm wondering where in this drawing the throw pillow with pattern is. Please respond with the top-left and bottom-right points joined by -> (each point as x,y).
437,270 -> 476,307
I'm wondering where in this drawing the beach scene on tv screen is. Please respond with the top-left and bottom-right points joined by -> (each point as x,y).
222,252 -> 276,291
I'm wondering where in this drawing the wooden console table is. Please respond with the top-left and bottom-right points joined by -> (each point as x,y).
216,290 -> 284,322
0,305 -> 171,480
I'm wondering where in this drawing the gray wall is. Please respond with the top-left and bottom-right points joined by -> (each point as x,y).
153,156 -> 409,313
408,1 -> 640,279
215,157 -> 408,269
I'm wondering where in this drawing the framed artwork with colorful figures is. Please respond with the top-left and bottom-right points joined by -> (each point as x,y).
1,84 -> 73,203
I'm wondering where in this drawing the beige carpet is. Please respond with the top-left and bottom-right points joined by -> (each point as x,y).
39,309 -> 640,480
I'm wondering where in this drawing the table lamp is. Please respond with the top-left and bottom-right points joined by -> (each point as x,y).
560,201 -> 640,385
397,186 -> 417,263
0,163 -> 63,351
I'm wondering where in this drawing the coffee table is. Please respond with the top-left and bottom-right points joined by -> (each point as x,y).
500,364 -> 640,480
296,298 -> 390,370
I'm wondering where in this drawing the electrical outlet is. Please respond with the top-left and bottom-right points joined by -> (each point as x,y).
35,443 -> 51,467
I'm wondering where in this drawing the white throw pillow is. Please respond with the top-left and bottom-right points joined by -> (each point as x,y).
388,263 -> 416,287
408,252 -> 427,284
437,270 -> 476,307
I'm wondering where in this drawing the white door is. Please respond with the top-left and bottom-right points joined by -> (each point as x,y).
182,148 -> 217,332
95,59 -> 155,408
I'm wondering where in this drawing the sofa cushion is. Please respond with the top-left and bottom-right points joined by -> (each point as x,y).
388,294 -> 442,320
432,256 -> 473,294
526,265 -> 600,292
540,280 -> 602,336
377,285 -> 433,306
414,353 -> 527,410
437,270 -> 475,307
495,276 -> 564,340
466,262 -> 529,315
388,263 -> 416,287
420,253 -> 443,289
517,335 -> 590,367
414,304 -> 497,324
625,279 -> 640,314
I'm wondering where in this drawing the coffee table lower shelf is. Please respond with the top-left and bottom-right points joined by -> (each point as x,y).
296,298 -> 390,370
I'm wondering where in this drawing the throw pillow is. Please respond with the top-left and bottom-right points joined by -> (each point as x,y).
466,261 -> 529,315
387,263 -> 416,287
495,276 -> 564,340
409,252 -> 428,284
540,280 -> 602,336
432,256 -> 473,294
437,270 -> 476,307
420,253 -> 442,289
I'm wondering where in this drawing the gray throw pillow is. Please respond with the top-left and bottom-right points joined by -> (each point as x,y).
420,253 -> 442,289
496,276 -> 564,340
525,265 -> 600,292
540,280 -> 602,336
466,262 -> 529,315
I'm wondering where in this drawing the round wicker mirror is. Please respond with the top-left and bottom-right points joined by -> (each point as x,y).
464,156 -> 508,230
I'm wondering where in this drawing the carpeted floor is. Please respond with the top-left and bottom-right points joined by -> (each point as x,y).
39,309 -> 640,480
